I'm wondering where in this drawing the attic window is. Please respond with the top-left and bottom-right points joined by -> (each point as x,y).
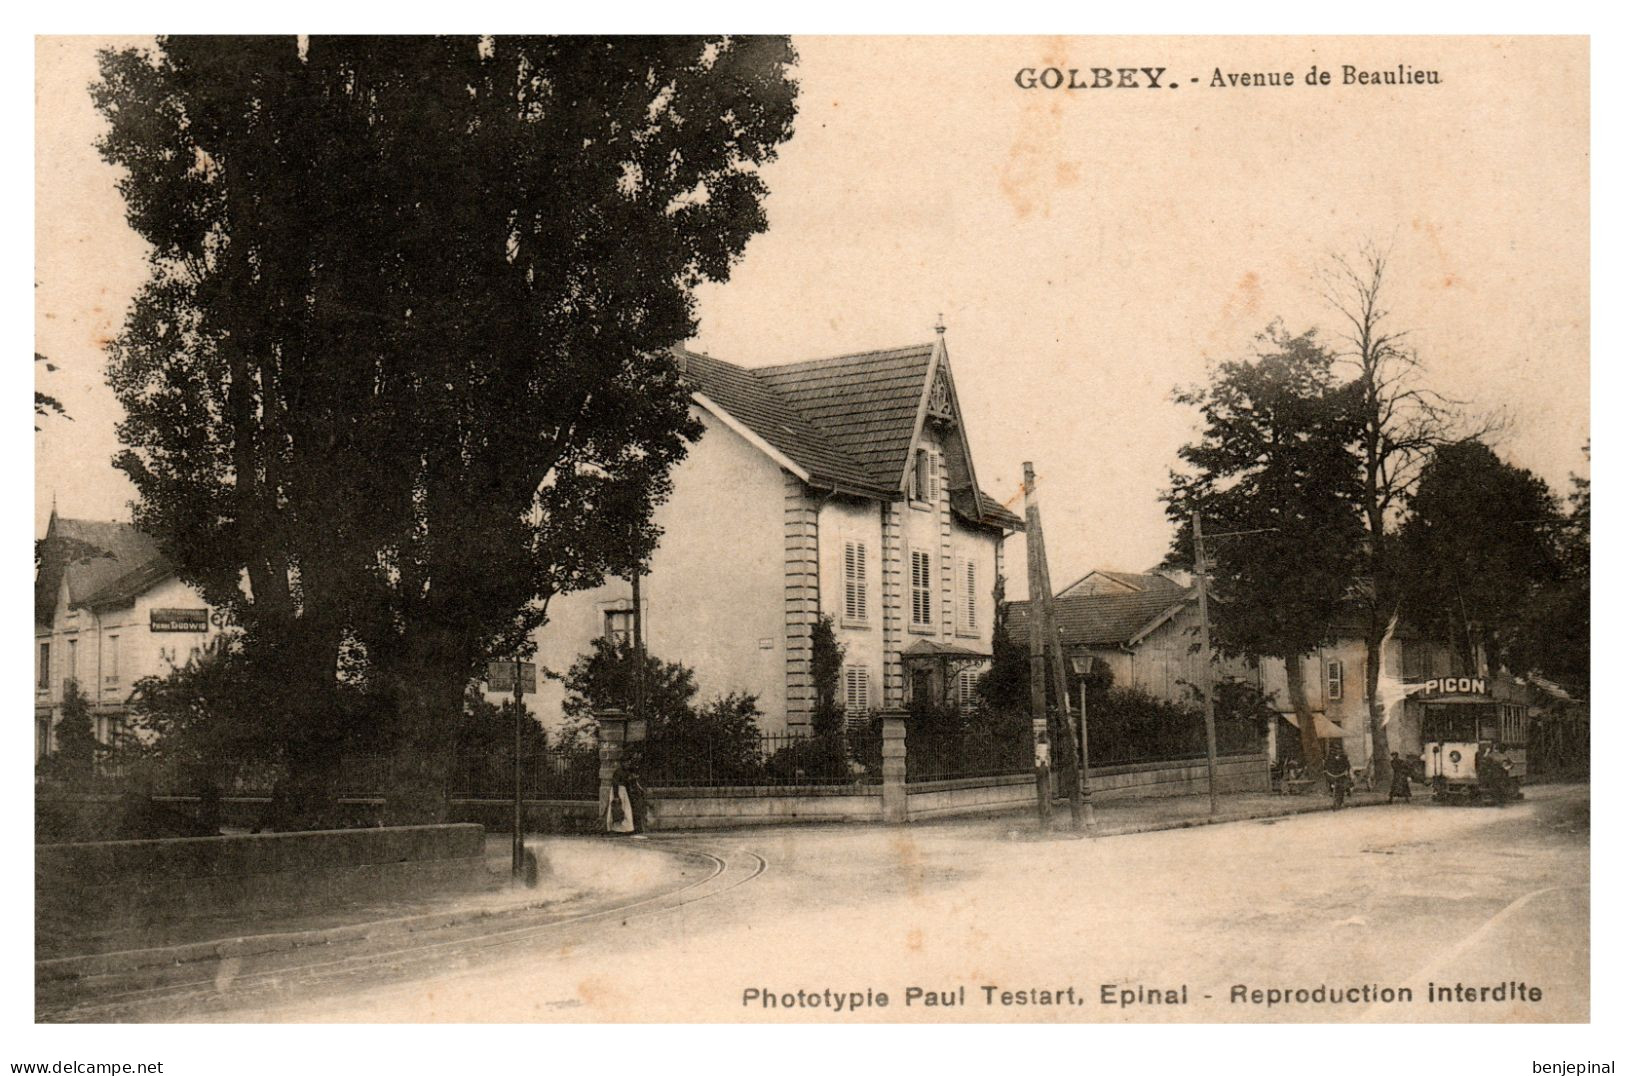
911,449 -> 935,502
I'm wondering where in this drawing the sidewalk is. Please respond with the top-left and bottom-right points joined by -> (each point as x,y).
925,786 -> 1399,840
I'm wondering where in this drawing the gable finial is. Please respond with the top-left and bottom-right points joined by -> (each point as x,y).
934,313 -> 946,335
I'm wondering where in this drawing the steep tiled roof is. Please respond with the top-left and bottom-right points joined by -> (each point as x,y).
674,342 -> 1022,531
35,517 -> 168,626
675,348 -> 884,495
1005,588 -> 1194,649
1056,569 -> 1185,599
951,487 -> 1025,533
755,344 -> 934,494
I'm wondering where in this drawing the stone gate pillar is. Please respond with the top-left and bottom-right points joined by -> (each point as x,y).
880,708 -> 908,823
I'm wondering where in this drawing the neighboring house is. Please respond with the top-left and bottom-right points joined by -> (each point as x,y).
1006,582 -> 1520,772
504,331 -> 1024,735
34,512 -> 228,760
1054,568 -> 1186,600
1006,581 -> 1251,705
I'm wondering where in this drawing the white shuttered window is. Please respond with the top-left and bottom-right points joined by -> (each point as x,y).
844,666 -> 871,714
961,559 -> 978,631
843,540 -> 868,623
910,549 -> 932,627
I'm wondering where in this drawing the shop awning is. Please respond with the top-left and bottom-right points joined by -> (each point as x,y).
1280,711 -> 1343,739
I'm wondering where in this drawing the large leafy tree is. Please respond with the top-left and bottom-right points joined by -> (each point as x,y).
1320,246 -> 1494,786
1164,324 -> 1365,776
1397,441 -> 1563,676
1510,447 -> 1588,691
94,36 -> 798,822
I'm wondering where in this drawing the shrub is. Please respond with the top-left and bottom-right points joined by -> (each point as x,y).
35,680 -> 100,789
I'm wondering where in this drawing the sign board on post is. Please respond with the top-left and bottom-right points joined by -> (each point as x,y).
486,661 -> 537,694
151,608 -> 209,633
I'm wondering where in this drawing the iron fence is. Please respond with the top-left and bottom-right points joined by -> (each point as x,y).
628,729 -> 881,787
905,725 -> 1035,783
56,748 -> 601,801
1089,716 -> 1262,768
448,747 -> 599,801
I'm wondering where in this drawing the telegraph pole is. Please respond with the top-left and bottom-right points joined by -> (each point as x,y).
1192,510 -> 1219,817
1024,463 -> 1084,830
632,569 -> 646,732
1023,467 -> 1052,828
511,658 -> 526,878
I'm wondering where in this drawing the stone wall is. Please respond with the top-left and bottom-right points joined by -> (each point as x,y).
1089,754 -> 1270,800
644,784 -> 883,829
37,824 -> 486,949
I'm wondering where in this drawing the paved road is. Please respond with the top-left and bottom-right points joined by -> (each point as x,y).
189,785 -> 1590,1022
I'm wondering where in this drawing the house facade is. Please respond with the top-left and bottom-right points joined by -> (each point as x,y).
504,332 -> 1023,735
1008,580 -> 1535,773
34,513 -> 229,760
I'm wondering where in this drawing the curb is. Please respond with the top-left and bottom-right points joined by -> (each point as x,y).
38,842 -> 709,984
1082,793 -> 1391,839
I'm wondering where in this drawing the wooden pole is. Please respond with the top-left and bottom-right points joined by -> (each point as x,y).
1022,465 -> 1052,828
1193,510 -> 1219,816
632,570 -> 646,730
1024,463 -> 1084,830
512,659 -> 525,878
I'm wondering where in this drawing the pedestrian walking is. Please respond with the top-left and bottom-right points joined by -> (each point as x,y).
1387,751 -> 1412,803
1479,742 -> 1509,807
1325,742 -> 1352,810
605,762 -> 636,835
624,761 -> 651,836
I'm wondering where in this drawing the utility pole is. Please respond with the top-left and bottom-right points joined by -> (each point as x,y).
511,658 -> 526,878
1023,467 -> 1052,828
1024,463 -> 1084,830
632,569 -> 646,732
1192,510 -> 1219,817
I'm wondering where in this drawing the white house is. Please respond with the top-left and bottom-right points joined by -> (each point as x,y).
34,512 -> 229,760
504,330 -> 1024,735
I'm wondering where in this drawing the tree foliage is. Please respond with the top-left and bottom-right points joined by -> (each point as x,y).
976,576 -> 1030,714
1510,447 -> 1589,691
93,37 -> 798,820
1319,245 -> 1496,784
1165,324 -> 1365,658
557,635 -> 701,747
37,680 -> 100,787
1164,323 -> 1365,773
34,352 -> 69,431
1396,440 -> 1564,676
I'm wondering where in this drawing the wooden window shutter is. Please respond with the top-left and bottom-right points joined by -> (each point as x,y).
963,560 -> 977,629
911,549 -> 932,625
844,666 -> 870,714
844,540 -> 867,621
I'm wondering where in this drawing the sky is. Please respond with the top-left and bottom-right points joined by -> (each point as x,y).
34,36 -> 1590,598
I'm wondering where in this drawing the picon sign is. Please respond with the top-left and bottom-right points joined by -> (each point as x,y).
1418,677 -> 1489,697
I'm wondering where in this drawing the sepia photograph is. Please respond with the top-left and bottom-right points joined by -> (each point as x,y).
27,30 -> 1591,1044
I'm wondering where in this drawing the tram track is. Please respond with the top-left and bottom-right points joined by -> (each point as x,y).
38,843 -> 767,1023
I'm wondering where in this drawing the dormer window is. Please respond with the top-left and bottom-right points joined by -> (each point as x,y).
912,448 -> 935,503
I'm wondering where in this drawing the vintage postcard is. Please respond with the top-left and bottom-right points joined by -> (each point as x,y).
29,33 -> 1589,1047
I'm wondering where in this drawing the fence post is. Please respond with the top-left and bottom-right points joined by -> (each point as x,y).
598,708 -> 628,827
880,708 -> 908,823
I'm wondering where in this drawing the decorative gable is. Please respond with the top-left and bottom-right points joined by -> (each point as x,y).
926,367 -> 954,422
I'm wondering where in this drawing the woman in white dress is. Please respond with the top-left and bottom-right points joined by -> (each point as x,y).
605,764 -> 636,834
